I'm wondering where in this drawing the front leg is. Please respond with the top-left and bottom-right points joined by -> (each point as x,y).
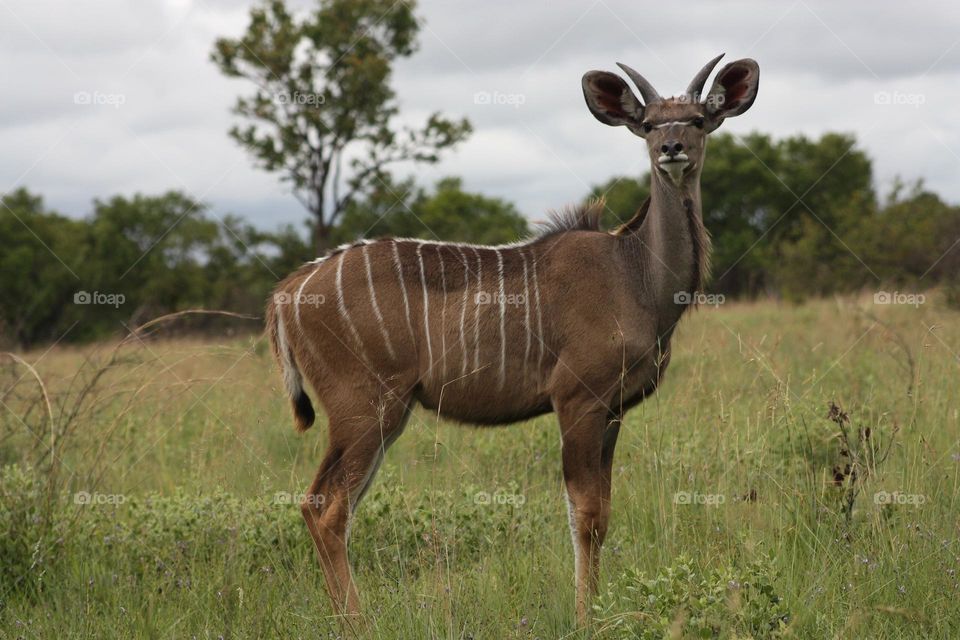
556,398 -> 617,626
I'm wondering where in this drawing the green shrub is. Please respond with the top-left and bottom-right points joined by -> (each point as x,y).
76,488 -> 307,584
0,464 -> 64,595
593,554 -> 790,639
352,473 -> 532,573
1,465 -> 536,600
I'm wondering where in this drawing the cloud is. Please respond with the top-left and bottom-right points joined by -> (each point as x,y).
1,0 -> 959,232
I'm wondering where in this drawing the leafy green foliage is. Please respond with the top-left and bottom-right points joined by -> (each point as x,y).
0,180 -> 530,348
0,189 -> 311,348
593,555 -> 790,639
211,0 -> 471,250
0,464 -> 530,598
4,128 -> 960,349
334,176 -> 529,245
3,298 -> 960,636
585,132 -> 960,301
0,190 -> 89,347
0,465 -> 64,597
587,175 -> 650,230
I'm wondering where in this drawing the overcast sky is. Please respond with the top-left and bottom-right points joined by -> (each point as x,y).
3,0 -> 959,233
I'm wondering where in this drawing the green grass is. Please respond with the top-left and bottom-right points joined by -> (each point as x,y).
2,295 -> 959,638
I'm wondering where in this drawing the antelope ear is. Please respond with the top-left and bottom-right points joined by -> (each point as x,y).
703,58 -> 759,132
582,71 -> 644,127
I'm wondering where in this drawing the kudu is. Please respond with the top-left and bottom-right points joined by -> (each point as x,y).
267,54 -> 759,625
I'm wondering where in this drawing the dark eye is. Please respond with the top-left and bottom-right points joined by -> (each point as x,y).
641,122 -> 653,133
693,117 -> 705,129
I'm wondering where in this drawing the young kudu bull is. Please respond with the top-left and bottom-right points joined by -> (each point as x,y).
267,54 -> 759,625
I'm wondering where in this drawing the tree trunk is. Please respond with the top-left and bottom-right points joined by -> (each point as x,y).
313,197 -> 330,254
314,219 -> 330,255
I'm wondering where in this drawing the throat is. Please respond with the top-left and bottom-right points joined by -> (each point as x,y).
626,179 -> 711,322
682,197 -> 710,296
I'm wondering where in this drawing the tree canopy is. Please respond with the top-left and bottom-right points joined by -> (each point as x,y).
333,176 -> 529,246
586,132 -> 957,300
3,130 -> 959,349
211,0 -> 471,251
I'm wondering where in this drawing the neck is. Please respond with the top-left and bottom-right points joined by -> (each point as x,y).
619,167 -> 711,333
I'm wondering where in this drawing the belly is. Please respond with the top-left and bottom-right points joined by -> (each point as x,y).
414,364 -> 553,426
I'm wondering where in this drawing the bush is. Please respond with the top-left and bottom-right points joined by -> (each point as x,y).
352,473 -> 532,573
1,464 -> 534,598
75,488 -> 308,586
593,554 -> 790,639
0,464 -> 64,596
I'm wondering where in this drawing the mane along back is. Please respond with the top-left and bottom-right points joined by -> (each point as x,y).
538,197 -> 606,237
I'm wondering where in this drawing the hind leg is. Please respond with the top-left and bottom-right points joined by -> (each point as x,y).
301,387 -> 412,617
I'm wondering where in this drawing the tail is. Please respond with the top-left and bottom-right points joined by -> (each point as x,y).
267,292 -> 315,432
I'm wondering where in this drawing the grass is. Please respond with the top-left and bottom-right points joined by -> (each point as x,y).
1,294 -> 959,638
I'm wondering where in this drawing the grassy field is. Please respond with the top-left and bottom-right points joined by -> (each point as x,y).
2,295 -> 959,638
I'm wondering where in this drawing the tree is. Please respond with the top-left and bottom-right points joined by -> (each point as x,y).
333,176 -> 529,245
0,188 -> 315,348
211,0 -> 471,252
587,175 -> 649,229
585,132 -> 877,297
0,189 -> 87,347
862,180 -> 960,289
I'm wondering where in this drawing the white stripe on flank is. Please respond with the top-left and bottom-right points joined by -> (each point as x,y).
531,250 -> 544,376
336,251 -> 366,358
456,246 -> 470,376
496,249 -> 506,389
436,245 -> 447,379
416,243 -> 433,376
275,300 -> 301,400
392,241 -> 415,342
363,244 -> 396,360
294,264 -> 321,331
472,247 -> 482,371
520,250 -> 531,382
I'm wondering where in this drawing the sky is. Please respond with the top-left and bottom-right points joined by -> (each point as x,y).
2,0 -> 959,233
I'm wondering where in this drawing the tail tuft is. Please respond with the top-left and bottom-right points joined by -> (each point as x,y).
293,389 -> 315,432
268,289 -> 316,432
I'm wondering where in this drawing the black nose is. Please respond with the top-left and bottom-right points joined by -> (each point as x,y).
660,141 -> 684,156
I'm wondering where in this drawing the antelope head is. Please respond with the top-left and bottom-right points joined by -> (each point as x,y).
582,54 -> 759,186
